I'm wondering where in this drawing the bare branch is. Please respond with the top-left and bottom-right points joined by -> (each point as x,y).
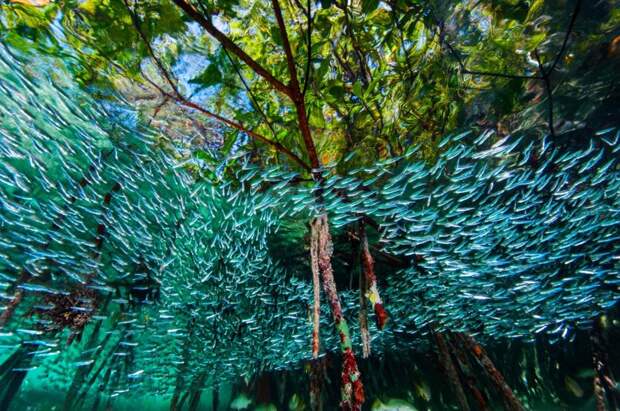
272,0 -> 301,91
439,0 -> 581,82
221,48 -> 278,138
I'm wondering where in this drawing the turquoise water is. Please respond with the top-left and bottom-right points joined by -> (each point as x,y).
0,2 -> 619,411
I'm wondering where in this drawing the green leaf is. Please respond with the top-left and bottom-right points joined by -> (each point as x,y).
352,80 -> 363,98
328,84 -> 345,99
270,25 -> 283,46
195,150 -> 216,163
189,64 -> 222,90
222,132 -> 238,155
361,0 -> 380,13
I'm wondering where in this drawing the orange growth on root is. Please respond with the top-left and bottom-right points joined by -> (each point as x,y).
374,303 -> 388,330
340,348 -> 364,411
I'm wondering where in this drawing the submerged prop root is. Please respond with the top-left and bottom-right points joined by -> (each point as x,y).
359,222 -> 388,330
310,220 -> 321,358
358,258 -> 371,359
309,358 -> 325,411
0,290 -> 24,329
457,333 -> 524,411
341,348 -> 364,411
313,214 -> 364,410
434,331 -> 470,411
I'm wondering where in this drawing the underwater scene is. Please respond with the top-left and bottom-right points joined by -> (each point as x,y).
0,0 -> 619,410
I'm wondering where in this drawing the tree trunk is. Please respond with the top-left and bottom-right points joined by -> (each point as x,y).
591,318 -> 618,410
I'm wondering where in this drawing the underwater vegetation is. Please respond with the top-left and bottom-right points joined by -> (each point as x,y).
0,0 -> 619,410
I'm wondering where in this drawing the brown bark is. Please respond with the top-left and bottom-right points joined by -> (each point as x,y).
434,331 -> 470,411
594,374 -> 608,411
0,289 -> 24,329
271,0 -> 321,170
310,222 -> 321,358
346,230 -> 409,268
448,335 -> 490,411
358,258 -> 371,359
313,215 -> 364,411
457,333 -> 524,411
359,222 -> 388,329
309,358 -> 325,411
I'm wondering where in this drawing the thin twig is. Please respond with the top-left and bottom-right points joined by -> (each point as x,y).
122,0 -> 181,97
302,0 -> 312,96
544,0 -> 582,76
172,0 -> 292,97
441,0 -> 581,82
441,35 -> 541,80
222,48 -> 278,138
534,49 -> 556,137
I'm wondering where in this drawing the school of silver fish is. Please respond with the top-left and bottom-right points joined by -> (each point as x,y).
0,37 -> 618,401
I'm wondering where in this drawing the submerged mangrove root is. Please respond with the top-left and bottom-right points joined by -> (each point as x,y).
313,214 -> 364,411
594,374 -> 608,411
456,333 -> 524,411
0,289 -> 24,329
64,322 -> 104,410
433,331 -> 470,411
91,354 -> 118,411
358,256 -> 371,359
310,220 -> 321,359
309,358 -> 325,411
212,386 -> 219,411
359,221 -> 388,330
0,345 -> 36,410
170,315 -> 199,410
186,372 -> 207,411
591,317 -> 619,410
0,270 -> 30,329
448,336 -> 490,411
